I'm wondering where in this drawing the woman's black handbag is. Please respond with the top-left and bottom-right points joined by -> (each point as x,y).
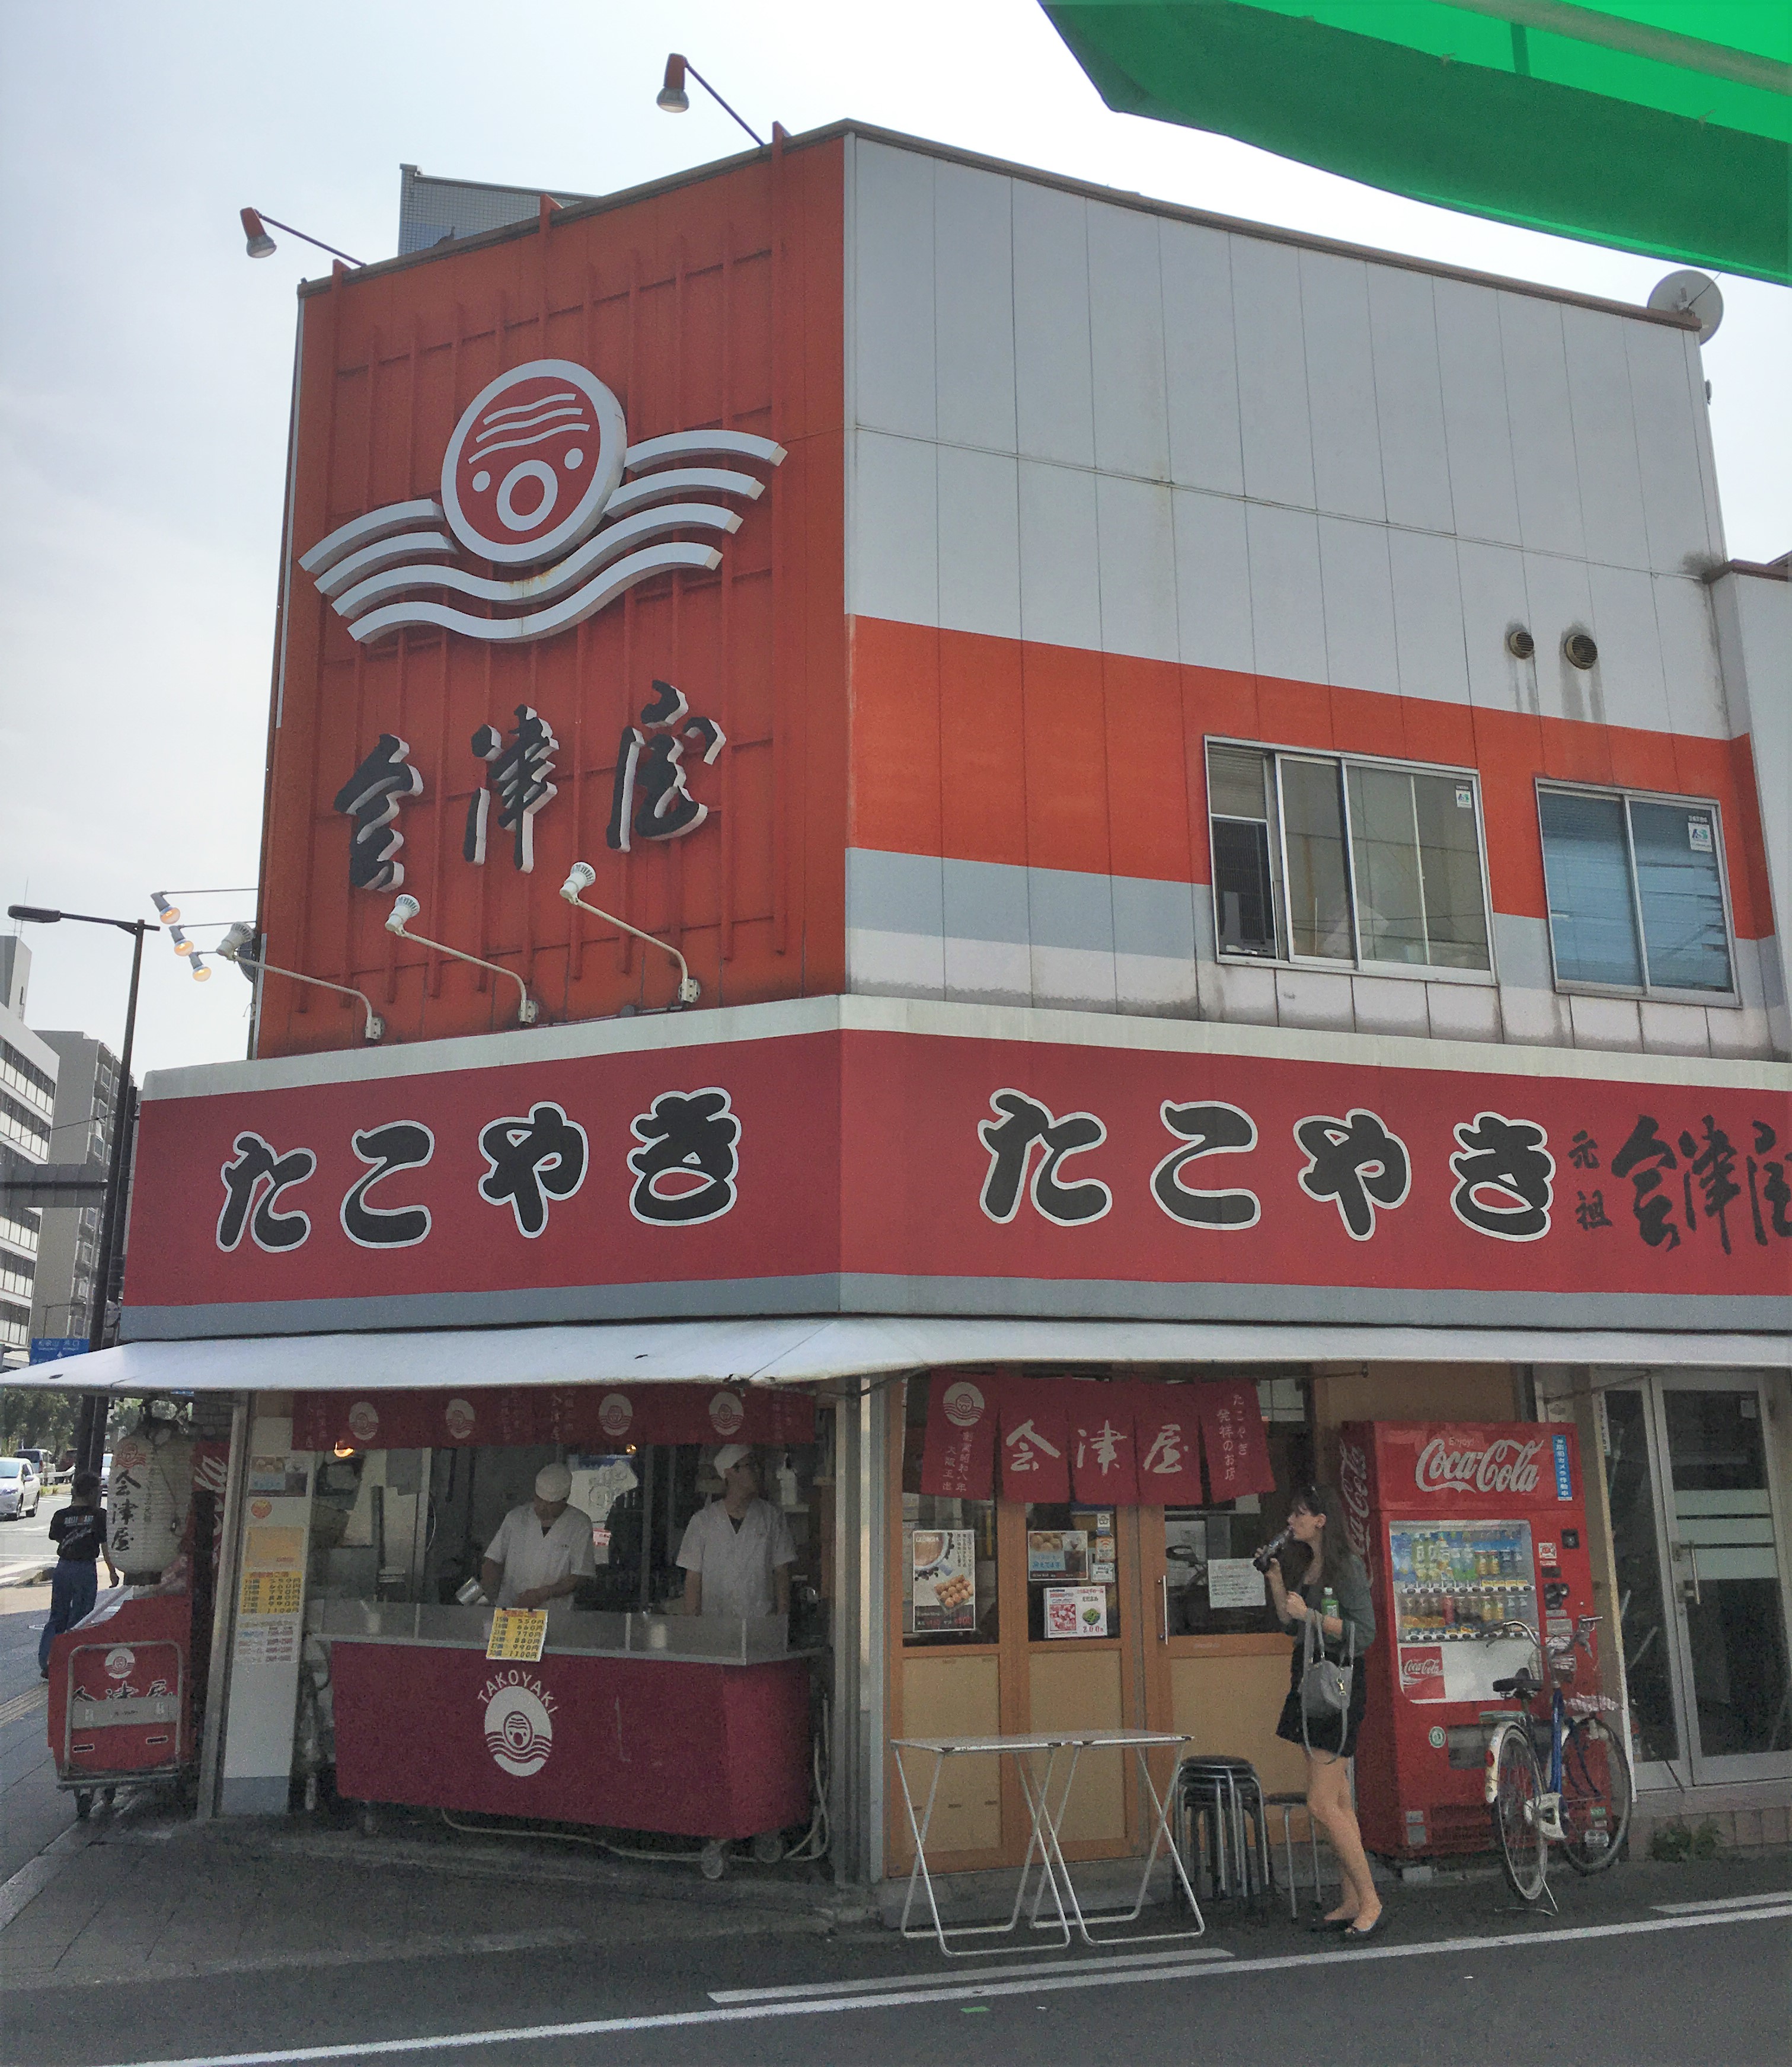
1299,1602 -> 1355,1721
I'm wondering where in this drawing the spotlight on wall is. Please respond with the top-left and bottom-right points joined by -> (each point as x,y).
240,207 -> 277,259
560,861 -> 700,1008
656,53 -> 689,112
218,920 -> 385,1042
385,895 -> 539,1026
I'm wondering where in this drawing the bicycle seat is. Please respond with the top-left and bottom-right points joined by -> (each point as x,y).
1493,1672 -> 1542,1701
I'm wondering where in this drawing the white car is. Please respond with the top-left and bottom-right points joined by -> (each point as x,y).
0,1457 -> 40,1519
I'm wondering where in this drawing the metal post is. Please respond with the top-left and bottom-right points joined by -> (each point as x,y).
76,921 -> 148,1480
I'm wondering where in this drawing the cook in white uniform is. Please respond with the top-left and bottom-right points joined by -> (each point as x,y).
678,1445 -> 796,1619
481,1462 -> 597,1611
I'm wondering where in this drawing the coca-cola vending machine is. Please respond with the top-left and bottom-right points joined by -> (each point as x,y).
1339,1421 -> 1601,1861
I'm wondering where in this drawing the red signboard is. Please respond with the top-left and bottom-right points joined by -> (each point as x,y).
919,1370 -> 999,1497
123,1017 -> 1789,1338
1132,1385 -> 1206,1505
1070,1387 -> 1141,1504
291,1384 -> 812,1455
998,1377 -> 1072,1502
1196,1381 -> 1277,1501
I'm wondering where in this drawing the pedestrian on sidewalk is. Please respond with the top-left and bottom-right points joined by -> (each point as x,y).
39,1470 -> 119,1678
1266,1484 -> 1384,1942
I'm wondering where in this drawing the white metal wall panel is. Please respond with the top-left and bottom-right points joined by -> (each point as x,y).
1433,279 -> 1523,548
1300,250 -> 1387,524
1159,220 -> 1245,497
1245,501 -> 1327,685
1500,296 -> 1587,561
850,430 -> 937,626
1095,474 -> 1180,665
1388,528 -> 1470,704
1560,306 -> 1652,573
1171,488 -> 1255,675
1012,181 -> 1095,469
1018,458 -> 1103,650
1626,322 -> 1717,573
1521,552 -> 1599,725
852,142 -> 935,440
1456,539 -> 1534,715
932,159 -> 1017,455
1317,515 -> 1400,698
1088,203 -> 1171,482
1231,237 -> 1315,511
1586,561 -> 1672,736
1653,574 -> 1730,739
937,445 -> 1022,642
1368,268 -> 1455,536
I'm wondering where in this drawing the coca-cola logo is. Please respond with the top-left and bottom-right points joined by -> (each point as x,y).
941,1381 -> 986,1430
1338,1440 -> 1371,1560
1414,1436 -> 1542,1497
1401,1651 -> 1443,1684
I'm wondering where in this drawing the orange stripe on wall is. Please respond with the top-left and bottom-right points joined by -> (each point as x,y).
848,616 -> 1770,938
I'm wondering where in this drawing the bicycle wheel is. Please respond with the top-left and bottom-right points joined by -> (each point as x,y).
1560,1715 -> 1633,1873
1490,1727 -> 1549,1903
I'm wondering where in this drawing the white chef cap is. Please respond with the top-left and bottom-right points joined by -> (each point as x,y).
713,1443 -> 754,1474
535,1462 -> 573,1502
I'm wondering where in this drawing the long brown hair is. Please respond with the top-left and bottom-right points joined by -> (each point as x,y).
1288,1483 -> 1345,1596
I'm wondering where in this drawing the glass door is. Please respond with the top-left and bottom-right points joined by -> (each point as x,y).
1606,1375 -> 1792,1787
1655,1376 -> 1792,1784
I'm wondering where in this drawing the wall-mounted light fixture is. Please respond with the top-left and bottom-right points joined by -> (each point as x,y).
217,922 -> 384,1043
239,206 -> 364,267
560,862 -> 700,1008
384,896 -> 539,1026
654,53 -> 766,147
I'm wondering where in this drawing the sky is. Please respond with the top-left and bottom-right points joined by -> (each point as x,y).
2,0 -> 1786,1082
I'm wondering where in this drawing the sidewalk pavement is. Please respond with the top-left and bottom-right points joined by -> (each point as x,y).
2,1781 -> 1787,1998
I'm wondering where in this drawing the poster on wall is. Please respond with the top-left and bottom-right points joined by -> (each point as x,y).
911,1529 -> 976,1632
1027,1529 -> 1088,1579
1206,1557 -> 1267,1609
1043,1586 -> 1109,1639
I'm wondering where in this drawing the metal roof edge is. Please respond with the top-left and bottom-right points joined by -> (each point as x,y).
302,119 -> 1699,333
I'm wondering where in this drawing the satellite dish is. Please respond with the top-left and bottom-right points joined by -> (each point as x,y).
1647,270 -> 1723,344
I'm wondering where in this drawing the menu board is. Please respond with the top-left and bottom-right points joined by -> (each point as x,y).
1027,1529 -> 1088,1579
911,1529 -> 977,1632
486,1609 -> 549,1662
1043,1586 -> 1109,1639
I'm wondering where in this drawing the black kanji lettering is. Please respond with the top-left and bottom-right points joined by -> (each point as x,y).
340,1122 -> 435,1249
1610,1115 -> 1680,1251
332,734 -> 423,892
1151,1101 -> 1260,1229
464,705 -> 559,873
628,1089 -> 740,1226
1293,1110 -> 1410,1241
978,1091 -> 1112,1226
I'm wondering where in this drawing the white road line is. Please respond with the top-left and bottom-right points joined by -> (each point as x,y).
99,1901 -> 1792,2067
0,1819 -> 94,1932
0,1683 -> 48,1727
710,1943 -> 1233,2001
1653,1890 -> 1792,1915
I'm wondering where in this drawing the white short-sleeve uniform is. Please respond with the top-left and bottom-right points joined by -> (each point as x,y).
676,1498 -> 796,1618
484,1503 -> 597,1609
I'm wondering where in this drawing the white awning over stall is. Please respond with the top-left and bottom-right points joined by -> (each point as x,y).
12,1315 -> 1787,1393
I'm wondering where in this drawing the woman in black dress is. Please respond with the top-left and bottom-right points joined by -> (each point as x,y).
1265,1484 -> 1382,1940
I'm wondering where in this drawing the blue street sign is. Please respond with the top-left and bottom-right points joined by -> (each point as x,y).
29,1337 -> 90,1364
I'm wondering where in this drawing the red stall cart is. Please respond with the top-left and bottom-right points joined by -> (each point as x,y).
47,1593 -> 194,1818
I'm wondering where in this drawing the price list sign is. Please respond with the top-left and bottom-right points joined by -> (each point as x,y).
485,1609 -> 549,1662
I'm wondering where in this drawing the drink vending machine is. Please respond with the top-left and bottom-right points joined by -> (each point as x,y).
1339,1420 -> 1605,1861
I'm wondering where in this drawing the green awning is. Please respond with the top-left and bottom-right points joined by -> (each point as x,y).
1042,2 -> 1790,285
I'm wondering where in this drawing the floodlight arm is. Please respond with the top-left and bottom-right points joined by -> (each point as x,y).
560,863 -> 700,1008
656,53 -> 766,147
384,897 -> 539,1025
219,934 -> 384,1042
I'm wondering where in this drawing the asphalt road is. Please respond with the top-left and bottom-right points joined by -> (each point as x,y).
3,1865 -> 1787,2067
0,1484 -> 68,1583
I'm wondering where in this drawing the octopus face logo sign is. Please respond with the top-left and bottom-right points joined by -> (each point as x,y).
708,1390 -> 746,1437
443,1398 -> 477,1442
482,1675 -> 555,1778
347,1402 -> 381,1445
104,1647 -> 136,1681
942,1381 -> 986,1430
598,1392 -> 634,1439
299,356 -> 785,648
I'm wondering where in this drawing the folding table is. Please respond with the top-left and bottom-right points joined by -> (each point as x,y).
890,1727 -> 1203,1956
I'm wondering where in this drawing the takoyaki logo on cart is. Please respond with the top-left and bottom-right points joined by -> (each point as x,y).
298,357 -> 785,648
481,1670 -> 558,1778
104,1647 -> 136,1681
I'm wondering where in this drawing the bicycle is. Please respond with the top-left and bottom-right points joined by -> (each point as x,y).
1484,1616 -> 1634,1906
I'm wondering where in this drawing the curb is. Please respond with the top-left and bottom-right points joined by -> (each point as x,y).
0,1564 -> 52,1590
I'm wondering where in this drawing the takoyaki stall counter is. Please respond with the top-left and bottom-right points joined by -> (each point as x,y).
312,1601 -> 813,1844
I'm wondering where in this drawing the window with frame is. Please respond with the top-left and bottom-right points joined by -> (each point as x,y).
1208,743 -> 1491,975
1538,785 -> 1733,998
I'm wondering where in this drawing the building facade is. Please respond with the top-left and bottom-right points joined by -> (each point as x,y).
0,940 -> 59,1371
27,1032 -> 124,1344
35,125 -> 1790,1880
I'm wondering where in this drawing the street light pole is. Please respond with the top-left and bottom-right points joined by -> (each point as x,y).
6,905 -> 154,1478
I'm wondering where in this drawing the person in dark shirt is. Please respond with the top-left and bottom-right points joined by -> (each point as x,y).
39,1472 -> 119,1677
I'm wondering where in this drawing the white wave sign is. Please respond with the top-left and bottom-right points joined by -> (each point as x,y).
298,357 -> 785,646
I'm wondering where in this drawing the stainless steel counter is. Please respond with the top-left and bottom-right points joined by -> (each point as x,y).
305,1597 -> 799,1663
